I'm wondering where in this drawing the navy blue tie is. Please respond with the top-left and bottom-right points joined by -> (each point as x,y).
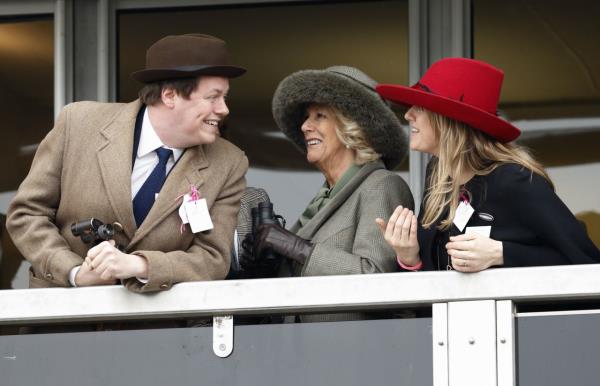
133,147 -> 173,226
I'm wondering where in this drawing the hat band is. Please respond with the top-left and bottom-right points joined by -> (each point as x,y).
415,82 -> 500,117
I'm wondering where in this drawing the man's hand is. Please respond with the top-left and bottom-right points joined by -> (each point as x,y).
85,241 -> 149,281
74,260 -> 117,286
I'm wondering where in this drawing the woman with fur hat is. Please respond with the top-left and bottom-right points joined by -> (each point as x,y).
375,57 -> 600,272
248,66 -> 413,321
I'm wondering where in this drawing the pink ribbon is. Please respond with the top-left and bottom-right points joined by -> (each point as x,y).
177,185 -> 201,234
188,185 -> 200,202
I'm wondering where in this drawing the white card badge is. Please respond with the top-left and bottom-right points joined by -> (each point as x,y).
465,225 -> 491,237
184,198 -> 214,233
453,201 -> 474,232
178,194 -> 190,224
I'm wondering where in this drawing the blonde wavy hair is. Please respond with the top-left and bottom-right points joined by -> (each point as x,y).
321,105 -> 381,165
421,108 -> 552,230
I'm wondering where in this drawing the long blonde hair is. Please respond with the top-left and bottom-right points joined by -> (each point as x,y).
421,108 -> 552,230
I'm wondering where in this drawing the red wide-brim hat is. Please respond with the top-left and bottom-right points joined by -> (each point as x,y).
376,58 -> 520,142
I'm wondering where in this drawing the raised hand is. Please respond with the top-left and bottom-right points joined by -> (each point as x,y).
376,205 -> 421,267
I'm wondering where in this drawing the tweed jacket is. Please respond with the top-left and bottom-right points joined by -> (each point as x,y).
6,100 -> 248,292
283,161 -> 413,321
228,187 -> 270,276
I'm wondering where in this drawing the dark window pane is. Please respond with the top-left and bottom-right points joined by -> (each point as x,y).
0,17 -> 53,289
474,0 -> 600,248
118,1 -> 408,221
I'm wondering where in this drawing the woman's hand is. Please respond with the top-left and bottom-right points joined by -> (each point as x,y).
376,206 -> 421,267
446,233 -> 503,272
254,224 -> 314,265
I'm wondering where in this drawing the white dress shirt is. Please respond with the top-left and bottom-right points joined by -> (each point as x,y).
131,107 -> 184,198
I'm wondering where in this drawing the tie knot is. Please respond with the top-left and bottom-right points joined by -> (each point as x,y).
155,147 -> 173,163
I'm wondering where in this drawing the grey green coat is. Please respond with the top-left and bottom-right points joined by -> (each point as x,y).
285,161 -> 414,322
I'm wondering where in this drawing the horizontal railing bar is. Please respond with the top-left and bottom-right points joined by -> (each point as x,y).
1,264 -> 600,325
517,309 -> 600,318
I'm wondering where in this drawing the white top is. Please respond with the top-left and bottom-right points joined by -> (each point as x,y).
131,107 -> 183,198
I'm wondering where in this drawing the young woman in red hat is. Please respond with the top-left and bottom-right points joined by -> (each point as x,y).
375,57 -> 600,272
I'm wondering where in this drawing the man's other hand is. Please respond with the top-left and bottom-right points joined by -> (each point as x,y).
85,241 -> 149,281
74,259 -> 117,286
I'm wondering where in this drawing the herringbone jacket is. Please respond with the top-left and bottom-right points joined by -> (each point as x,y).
287,161 -> 414,322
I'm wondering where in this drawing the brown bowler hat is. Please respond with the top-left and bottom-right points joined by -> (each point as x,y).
131,33 -> 246,83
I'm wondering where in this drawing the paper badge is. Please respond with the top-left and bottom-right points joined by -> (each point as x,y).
178,193 -> 213,233
465,225 -> 491,237
453,201 -> 474,232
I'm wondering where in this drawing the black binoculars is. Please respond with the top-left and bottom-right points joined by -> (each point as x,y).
236,202 -> 286,278
251,202 -> 286,232
71,218 -> 122,246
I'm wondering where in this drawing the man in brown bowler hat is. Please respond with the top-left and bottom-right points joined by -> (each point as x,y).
7,34 -> 248,292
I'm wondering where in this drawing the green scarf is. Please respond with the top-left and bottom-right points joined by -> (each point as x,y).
298,164 -> 362,227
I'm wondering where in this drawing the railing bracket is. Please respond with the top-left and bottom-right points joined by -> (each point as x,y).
212,315 -> 234,358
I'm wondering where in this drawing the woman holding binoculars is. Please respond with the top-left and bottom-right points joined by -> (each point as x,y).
243,66 -> 414,322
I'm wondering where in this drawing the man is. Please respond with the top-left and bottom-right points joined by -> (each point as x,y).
6,34 -> 248,293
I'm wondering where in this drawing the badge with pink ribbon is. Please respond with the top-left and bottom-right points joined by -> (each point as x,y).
177,185 -> 214,233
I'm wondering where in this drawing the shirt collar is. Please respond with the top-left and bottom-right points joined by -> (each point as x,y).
138,107 -> 184,161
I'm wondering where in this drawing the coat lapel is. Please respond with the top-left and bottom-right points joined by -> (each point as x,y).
128,144 -> 209,246
96,100 -> 141,239
294,161 -> 385,239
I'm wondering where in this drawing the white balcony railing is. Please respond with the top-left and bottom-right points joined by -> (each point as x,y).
2,264 -> 600,386
1,264 -> 599,324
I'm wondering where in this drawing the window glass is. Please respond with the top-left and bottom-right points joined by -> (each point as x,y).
0,17 -> 54,289
118,1 -> 409,222
474,0 -> 600,247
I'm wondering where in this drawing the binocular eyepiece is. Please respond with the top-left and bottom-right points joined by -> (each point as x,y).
71,218 -> 122,245
251,202 -> 283,230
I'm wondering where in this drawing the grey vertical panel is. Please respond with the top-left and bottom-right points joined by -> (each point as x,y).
449,0 -> 472,58
517,313 -> 600,386
0,318 -> 432,386
96,0 -> 110,102
54,0 -> 67,116
426,0 -> 471,61
73,0 -> 99,101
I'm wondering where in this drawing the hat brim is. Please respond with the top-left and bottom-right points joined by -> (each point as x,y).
272,70 -> 408,169
376,84 -> 520,142
131,64 -> 246,83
